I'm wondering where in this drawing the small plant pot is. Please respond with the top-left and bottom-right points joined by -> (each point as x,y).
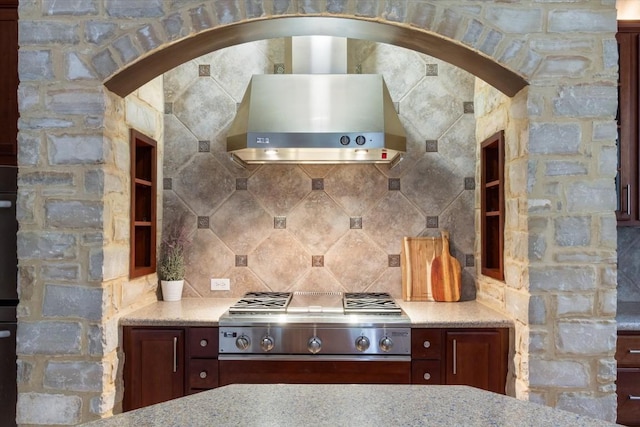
161,280 -> 184,302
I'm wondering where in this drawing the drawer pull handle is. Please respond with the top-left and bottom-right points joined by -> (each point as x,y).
0,330 -> 11,339
200,339 -> 208,347
630,395 -> 640,401
453,339 -> 457,375
629,349 -> 640,354
423,372 -> 431,381
173,337 -> 178,373
423,340 -> 431,348
199,371 -> 207,379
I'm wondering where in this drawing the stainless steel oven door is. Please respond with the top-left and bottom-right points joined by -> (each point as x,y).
218,355 -> 411,386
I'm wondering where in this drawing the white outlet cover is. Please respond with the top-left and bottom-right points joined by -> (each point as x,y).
210,278 -> 230,291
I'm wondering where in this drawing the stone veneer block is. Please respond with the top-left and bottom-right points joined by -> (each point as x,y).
17,392 -> 82,425
44,361 -> 104,392
43,285 -> 103,321
17,321 -> 82,355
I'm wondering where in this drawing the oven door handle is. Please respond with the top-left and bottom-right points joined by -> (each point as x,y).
218,354 -> 411,362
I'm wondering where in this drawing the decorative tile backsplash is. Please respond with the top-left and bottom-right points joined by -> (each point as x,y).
163,39 -> 477,300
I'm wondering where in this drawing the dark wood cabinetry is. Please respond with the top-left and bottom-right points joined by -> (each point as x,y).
480,131 -> 505,280
411,328 -> 508,394
617,332 -> 640,426
617,22 -> 640,225
0,0 -> 18,166
123,328 -> 185,411
123,326 -> 219,411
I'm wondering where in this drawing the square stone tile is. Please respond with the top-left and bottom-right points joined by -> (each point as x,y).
465,254 -> 475,267
274,63 -> 285,74
199,64 -> 210,76
312,178 -> 324,190
463,101 -> 474,114
464,177 -> 475,190
312,255 -> 324,267
274,216 -> 286,229
197,216 -> 209,229
235,255 -> 248,267
388,254 -> 401,267
163,178 -> 172,190
350,217 -> 362,229
198,141 -> 210,152
388,178 -> 401,191
426,140 -> 438,152
164,102 -> 173,114
236,178 -> 248,190
426,63 -> 438,76
426,216 -> 439,228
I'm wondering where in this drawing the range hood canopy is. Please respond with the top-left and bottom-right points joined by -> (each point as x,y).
226,37 -> 406,166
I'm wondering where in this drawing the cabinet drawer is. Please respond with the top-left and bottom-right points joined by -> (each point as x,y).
617,334 -> 640,368
188,327 -> 218,358
188,359 -> 219,390
617,367 -> 640,426
411,360 -> 441,385
411,329 -> 442,359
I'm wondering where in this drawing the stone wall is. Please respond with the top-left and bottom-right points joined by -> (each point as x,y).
162,39 -> 478,300
15,1 -> 619,425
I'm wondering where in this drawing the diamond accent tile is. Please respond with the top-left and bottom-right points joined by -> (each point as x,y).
198,141 -> 210,152
274,63 -> 285,74
426,216 -> 439,228
274,216 -> 286,229
464,177 -> 475,190
312,178 -> 324,190
288,192 -> 350,254
249,231 -> 309,290
426,140 -> 438,152
388,255 -> 401,267
312,255 -> 324,267
197,216 -> 209,229
236,255 -> 248,267
463,101 -> 474,114
198,64 -> 210,76
164,102 -> 173,114
236,178 -> 248,190
426,63 -> 438,76
388,178 -> 401,191
350,217 -> 362,229
325,231 -> 388,292
163,178 -> 172,190
250,165 -> 310,215
364,192 -> 425,253
465,254 -> 475,267
210,191 -> 273,254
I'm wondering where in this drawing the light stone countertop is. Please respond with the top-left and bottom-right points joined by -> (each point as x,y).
119,298 -> 514,328
80,384 -> 616,427
617,301 -> 640,331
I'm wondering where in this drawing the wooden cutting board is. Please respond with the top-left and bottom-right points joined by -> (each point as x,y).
401,236 -> 441,301
430,231 -> 461,302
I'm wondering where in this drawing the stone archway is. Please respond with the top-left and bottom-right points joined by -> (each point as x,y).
104,16 -> 528,97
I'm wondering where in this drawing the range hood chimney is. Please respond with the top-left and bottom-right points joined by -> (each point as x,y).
227,37 -> 406,166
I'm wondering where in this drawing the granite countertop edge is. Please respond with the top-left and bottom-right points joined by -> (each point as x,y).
119,298 -> 515,328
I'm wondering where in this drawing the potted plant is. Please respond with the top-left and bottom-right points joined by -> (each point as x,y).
158,215 -> 190,301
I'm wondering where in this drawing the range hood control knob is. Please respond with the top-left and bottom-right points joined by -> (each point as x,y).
379,336 -> 393,352
260,335 -> 275,352
355,135 -> 366,145
355,336 -> 370,352
340,136 -> 350,145
235,335 -> 251,351
308,336 -> 322,354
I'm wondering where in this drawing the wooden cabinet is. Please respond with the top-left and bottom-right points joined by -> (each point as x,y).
480,131 -> 505,280
617,332 -> 640,426
411,328 -> 508,394
123,326 -> 219,411
123,327 -> 185,411
617,22 -> 640,225
186,327 -> 219,394
0,0 -> 18,166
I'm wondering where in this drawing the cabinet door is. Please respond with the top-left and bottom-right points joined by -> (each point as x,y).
0,2 -> 18,166
123,328 -> 185,411
444,329 -> 508,394
617,367 -> 640,426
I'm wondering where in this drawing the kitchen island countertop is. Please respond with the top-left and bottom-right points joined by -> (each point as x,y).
119,298 -> 513,327
80,383 -> 615,427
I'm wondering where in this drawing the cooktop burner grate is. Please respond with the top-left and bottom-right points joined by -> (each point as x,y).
228,291 -> 292,313
343,292 -> 401,314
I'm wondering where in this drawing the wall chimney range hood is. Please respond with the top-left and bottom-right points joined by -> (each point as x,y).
226,37 -> 406,166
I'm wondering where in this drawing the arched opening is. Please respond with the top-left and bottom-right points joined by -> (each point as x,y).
105,17 -> 528,97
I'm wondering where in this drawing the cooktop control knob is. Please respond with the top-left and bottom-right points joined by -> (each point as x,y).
235,335 -> 251,351
260,335 -> 275,352
355,336 -> 370,352
307,336 -> 322,354
379,336 -> 393,352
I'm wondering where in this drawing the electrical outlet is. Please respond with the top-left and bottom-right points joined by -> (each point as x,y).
210,278 -> 230,291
